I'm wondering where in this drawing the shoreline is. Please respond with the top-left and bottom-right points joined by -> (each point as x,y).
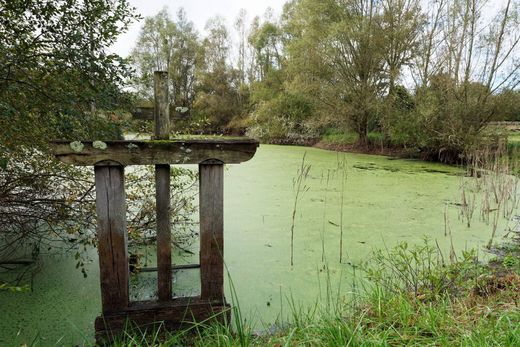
264,137 -> 412,159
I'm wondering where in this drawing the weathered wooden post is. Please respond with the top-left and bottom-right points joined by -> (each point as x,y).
154,71 -> 172,302
199,161 -> 224,300
95,164 -> 129,313
51,71 -> 259,342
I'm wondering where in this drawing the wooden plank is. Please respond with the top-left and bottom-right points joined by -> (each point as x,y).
199,164 -> 224,300
94,297 -> 230,342
154,71 -> 172,302
139,264 -> 200,273
154,71 -> 170,140
51,139 -> 259,166
156,164 -> 172,301
95,165 -> 129,313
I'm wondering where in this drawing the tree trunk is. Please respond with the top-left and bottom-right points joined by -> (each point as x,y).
357,122 -> 369,148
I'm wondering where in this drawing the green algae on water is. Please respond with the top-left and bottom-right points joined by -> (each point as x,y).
0,145 -> 507,344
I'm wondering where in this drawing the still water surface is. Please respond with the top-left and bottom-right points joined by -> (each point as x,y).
0,145 -> 503,345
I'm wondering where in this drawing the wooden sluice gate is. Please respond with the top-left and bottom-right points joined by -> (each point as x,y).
51,71 -> 258,341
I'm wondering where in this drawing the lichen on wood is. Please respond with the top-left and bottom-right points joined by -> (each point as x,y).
51,139 -> 259,166
93,141 -> 107,150
69,141 -> 84,152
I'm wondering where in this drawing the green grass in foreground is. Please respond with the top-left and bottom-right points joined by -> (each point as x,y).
105,240 -> 519,347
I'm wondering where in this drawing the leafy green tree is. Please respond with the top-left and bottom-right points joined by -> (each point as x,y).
192,16 -> 246,133
249,21 -> 284,80
377,0 -> 423,140
131,8 -> 200,109
0,0 -> 146,285
495,89 -> 520,121
405,0 -> 520,161
0,0 -> 139,151
390,75 -> 500,162
234,9 -> 249,85
282,0 -> 389,146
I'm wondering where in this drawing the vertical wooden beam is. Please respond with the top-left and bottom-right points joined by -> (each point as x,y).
199,163 -> 224,300
154,71 -> 172,301
156,164 -> 171,301
95,165 -> 129,313
154,71 -> 170,140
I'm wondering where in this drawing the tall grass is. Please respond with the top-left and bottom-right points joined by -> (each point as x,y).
320,170 -> 330,263
338,157 -> 347,264
290,153 -> 310,267
462,145 -> 520,248
104,240 -> 519,346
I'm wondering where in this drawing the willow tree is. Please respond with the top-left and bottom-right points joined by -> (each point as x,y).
131,8 -> 200,108
192,16 -> 245,132
377,0 -> 424,139
289,0 -> 378,146
408,0 -> 520,160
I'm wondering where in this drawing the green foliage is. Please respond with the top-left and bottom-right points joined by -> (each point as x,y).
364,239 -> 482,300
0,150 -> 98,270
278,0 -> 423,146
250,91 -> 316,140
105,242 -> 519,346
503,254 -> 518,269
495,89 -> 520,121
0,1 -> 201,288
321,129 -> 359,145
0,150 -> 198,287
0,0 -> 139,151
131,9 -> 252,134
410,77 -> 500,161
0,0 -> 140,270
191,16 -> 249,133
127,1 -> 520,161
130,8 -> 200,111
248,20 -> 283,79
192,65 -> 244,133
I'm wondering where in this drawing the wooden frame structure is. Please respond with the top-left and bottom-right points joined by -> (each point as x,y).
51,72 -> 258,341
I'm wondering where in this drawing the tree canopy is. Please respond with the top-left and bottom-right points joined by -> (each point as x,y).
0,0 -> 140,152
0,0 -> 143,280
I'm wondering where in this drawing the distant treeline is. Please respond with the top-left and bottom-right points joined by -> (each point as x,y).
130,0 -> 520,162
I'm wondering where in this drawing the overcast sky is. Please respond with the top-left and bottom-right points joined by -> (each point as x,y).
110,0 -> 286,57
111,0 -> 510,58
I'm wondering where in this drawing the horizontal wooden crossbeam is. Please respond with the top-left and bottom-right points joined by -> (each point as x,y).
95,296 -> 230,343
139,263 -> 200,273
51,138 -> 259,166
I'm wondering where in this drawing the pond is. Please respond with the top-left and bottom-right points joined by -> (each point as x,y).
0,144 -> 508,345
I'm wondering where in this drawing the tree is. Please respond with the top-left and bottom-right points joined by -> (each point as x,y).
378,0 -> 423,94
377,0 -> 423,139
234,9 -> 249,85
495,89 -> 520,121
405,0 -> 520,161
0,0 -> 148,285
283,0 -> 391,146
193,16 -> 244,132
0,0 -> 139,151
131,8 -> 200,109
249,20 -> 284,80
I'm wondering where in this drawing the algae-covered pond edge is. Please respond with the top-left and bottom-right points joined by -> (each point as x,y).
0,144 -> 511,345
